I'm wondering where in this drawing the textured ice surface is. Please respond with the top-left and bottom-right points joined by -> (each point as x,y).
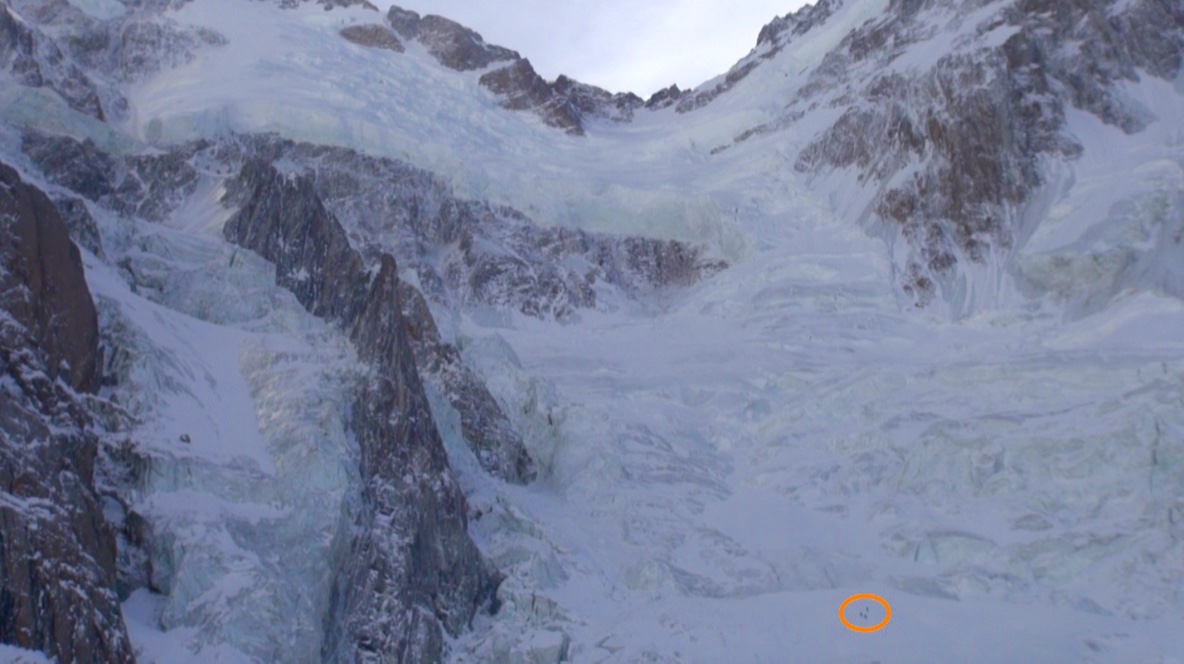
125,0 -> 1184,315
86,191 -> 362,663
116,4 -> 1184,654
2,0 -> 1178,660
449,225 -> 1184,662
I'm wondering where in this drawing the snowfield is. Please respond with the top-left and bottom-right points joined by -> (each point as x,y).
81,186 -> 363,663
1,0 -> 1182,661
115,0 -> 1184,659
448,233 -> 1184,662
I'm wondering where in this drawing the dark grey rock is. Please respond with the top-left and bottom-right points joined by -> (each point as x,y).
340,23 -> 404,52
387,6 -> 518,71
551,75 -> 644,124
645,84 -> 684,110
22,131 -> 202,222
0,160 -> 134,663
788,0 -> 1182,306
399,280 -> 536,484
21,132 -> 116,203
109,19 -> 226,81
0,2 -> 106,120
51,196 -> 104,260
234,137 -> 725,320
479,59 -> 583,134
19,127 -> 720,454
0,161 -> 100,391
115,148 -> 202,222
385,5 -> 642,134
477,59 -> 644,134
480,58 -> 557,110
222,160 -> 502,662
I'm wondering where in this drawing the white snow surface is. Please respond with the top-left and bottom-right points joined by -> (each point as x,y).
80,182 -> 363,663
0,644 -> 52,663
448,242 -> 1184,662
3,0 -> 1182,661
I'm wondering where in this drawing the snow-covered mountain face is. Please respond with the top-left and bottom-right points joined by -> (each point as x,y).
1,0 -> 1183,662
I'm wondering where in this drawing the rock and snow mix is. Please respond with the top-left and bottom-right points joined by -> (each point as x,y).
1,0 -> 1182,662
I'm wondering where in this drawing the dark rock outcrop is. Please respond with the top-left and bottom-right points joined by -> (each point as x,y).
645,84 -> 685,110
480,57 -> 560,111
476,58 -> 644,135
20,132 -> 115,203
0,1 -> 106,120
22,131 -> 202,222
16,126 -> 718,456
222,160 -> 503,662
0,162 -> 99,391
785,0 -> 1184,306
551,75 -> 644,125
236,137 -> 725,319
385,5 -> 642,134
100,19 -> 226,82
340,23 -> 404,52
387,6 -> 518,71
0,161 -> 133,663
51,196 -> 105,260
399,281 -> 536,483
756,0 -> 843,48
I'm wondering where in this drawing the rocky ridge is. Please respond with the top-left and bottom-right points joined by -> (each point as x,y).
718,0 -> 1184,309
674,0 -> 845,114
219,136 -> 726,320
0,1 -> 107,120
398,279 -> 537,484
337,6 -> 646,134
0,161 -> 133,663
222,159 -> 504,660
2,0 -> 1180,660
18,128 -> 721,483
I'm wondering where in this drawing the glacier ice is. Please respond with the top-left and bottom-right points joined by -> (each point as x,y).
89,209 -> 363,663
2,0 -> 1183,660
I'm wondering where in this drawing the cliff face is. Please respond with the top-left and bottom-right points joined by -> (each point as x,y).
22,131 -> 202,224
232,138 -> 725,320
344,5 -> 644,135
0,2 -> 106,120
3,0 -> 1177,660
728,0 -> 1184,310
222,160 -> 502,661
399,280 -> 536,483
0,162 -> 133,662
0,162 -> 99,391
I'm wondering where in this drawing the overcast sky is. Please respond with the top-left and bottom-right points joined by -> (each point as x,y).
379,1 -> 812,96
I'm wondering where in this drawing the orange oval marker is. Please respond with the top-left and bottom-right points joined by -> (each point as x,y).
839,594 -> 892,633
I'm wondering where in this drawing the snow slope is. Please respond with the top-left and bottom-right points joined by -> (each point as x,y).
115,0 -> 1184,660
82,181 -> 364,663
450,209 -> 1184,662
1,0 -> 1182,661
123,0 -> 1184,316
